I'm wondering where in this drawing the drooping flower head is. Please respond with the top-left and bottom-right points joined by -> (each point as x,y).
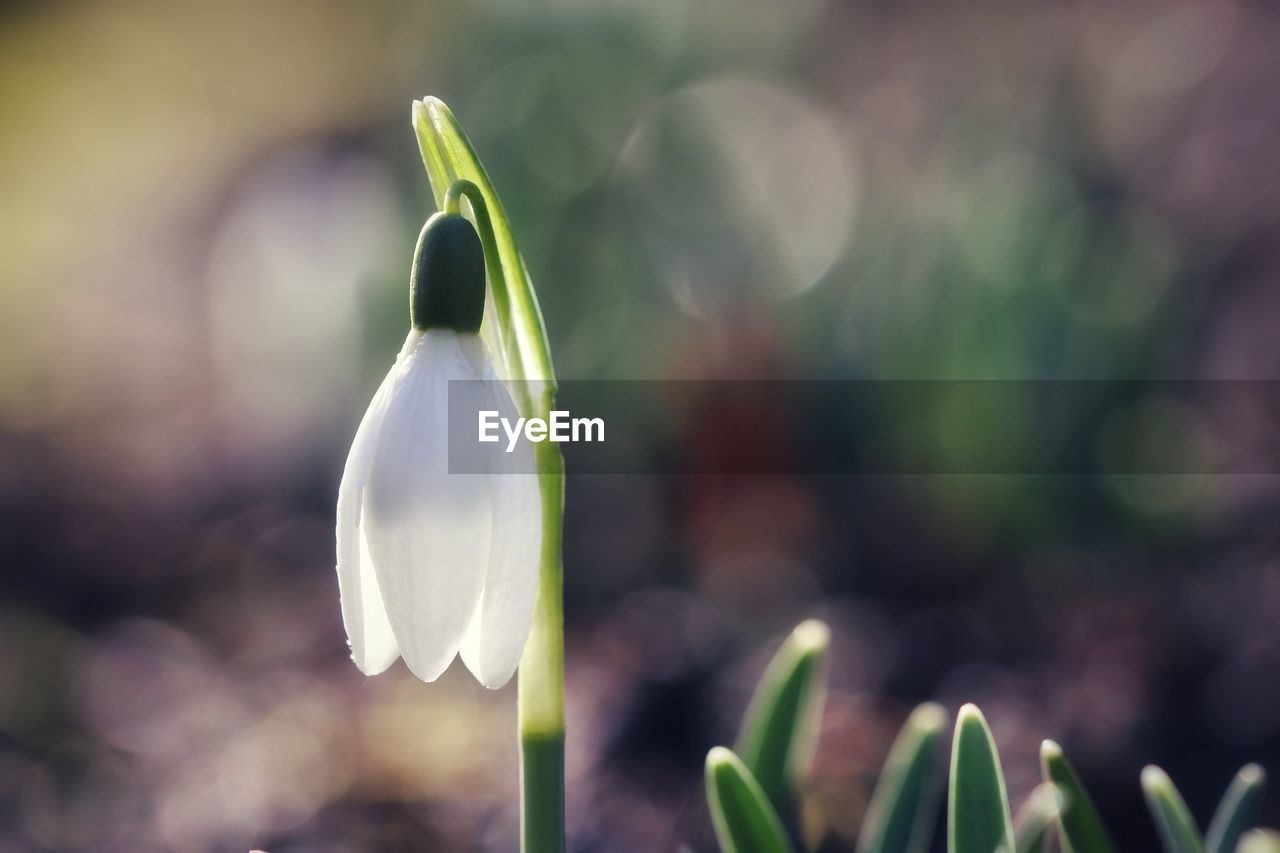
336,212 -> 540,688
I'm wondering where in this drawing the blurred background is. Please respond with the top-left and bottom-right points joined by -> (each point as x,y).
2,0 -> 1279,849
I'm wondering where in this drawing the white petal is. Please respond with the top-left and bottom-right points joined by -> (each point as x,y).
363,329 -> 490,682
336,334 -> 420,675
461,364 -> 543,688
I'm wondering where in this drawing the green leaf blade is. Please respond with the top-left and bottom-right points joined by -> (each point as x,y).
948,704 -> 1015,853
1040,739 -> 1117,853
1205,764 -> 1266,853
735,619 -> 830,823
1142,765 -> 1206,853
706,747 -> 796,853
857,702 -> 949,853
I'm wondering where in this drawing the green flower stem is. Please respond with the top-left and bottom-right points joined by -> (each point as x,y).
519,429 -> 566,853
521,730 -> 565,853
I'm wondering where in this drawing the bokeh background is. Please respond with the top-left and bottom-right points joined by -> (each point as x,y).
3,0 -> 1280,849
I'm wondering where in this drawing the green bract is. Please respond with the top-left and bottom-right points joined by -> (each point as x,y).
413,97 -> 556,392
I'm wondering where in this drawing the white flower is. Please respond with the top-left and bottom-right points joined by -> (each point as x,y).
335,324 -> 541,688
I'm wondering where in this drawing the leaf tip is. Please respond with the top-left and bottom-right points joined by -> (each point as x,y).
421,95 -> 454,124
1239,830 -> 1280,853
909,701 -> 948,735
411,96 -> 453,138
1238,763 -> 1265,786
792,618 -> 830,657
1141,764 -> 1171,793
707,745 -> 737,775
957,702 -> 988,729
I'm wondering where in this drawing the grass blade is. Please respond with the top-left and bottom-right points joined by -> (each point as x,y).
706,747 -> 795,853
1040,739 -> 1117,853
735,619 -> 830,823
949,704 -> 1015,853
1205,764 -> 1266,853
857,703 -> 949,853
1142,766 -> 1205,853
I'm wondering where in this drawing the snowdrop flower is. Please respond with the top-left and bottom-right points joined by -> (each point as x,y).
336,213 -> 541,688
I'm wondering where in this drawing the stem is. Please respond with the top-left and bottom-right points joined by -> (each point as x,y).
520,421 -> 566,852
521,730 -> 565,852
